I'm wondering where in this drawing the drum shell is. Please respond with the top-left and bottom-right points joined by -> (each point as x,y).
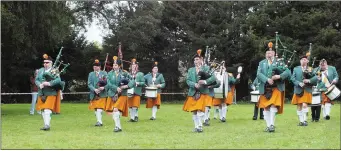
311,91 -> 321,105
127,88 -> 134,98
145,87 -> 158,98
213,72 -> 228,99
325,85 -> 341,100
250,91 -> 260,103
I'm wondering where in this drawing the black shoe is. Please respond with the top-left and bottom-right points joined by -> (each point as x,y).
269,125 -> 275,132
298,122 -> 304,126
95,122 -> 103,127
40,125 -> 50,131
315,119 -> 319,122
213,117 -> 217,120
197,126 -> 203,133
326,115 -> 330,120
221,117 -> 226,122
113,127 -> 122,132
303,121 -> 308,126
134,116 -> 138,122
252,116 -> 257,120
150,117 -> 156,120
128,119 -> 135,122
260,116 -> 264,120
203,119 -> 210,126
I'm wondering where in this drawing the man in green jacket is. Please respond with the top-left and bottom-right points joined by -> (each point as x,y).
35,54 -> 64,131
107,56 -> 133,132
290,55 -> 318,126
127,58 -> 145,122
315,59 -> 339,120
88,59 -> 108,127
144,61 -> 166,120
257,42 -> 291,133
183,49 -> 216,132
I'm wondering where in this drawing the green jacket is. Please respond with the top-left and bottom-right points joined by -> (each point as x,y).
107,70 -> 133,97
87,70 -> 108,100
227,73 -> 240,92
144,72 -> 166,93
35,67 -> 62,96
291,66 -> 318,94
130,72 -> 145,96
314,66 -> 339,91
186,65 -> 217,96
256,59 -> 291,94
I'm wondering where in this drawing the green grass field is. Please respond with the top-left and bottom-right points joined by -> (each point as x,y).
1,103 -> 340,149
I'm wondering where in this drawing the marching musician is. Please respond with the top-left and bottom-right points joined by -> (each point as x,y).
316,59 -> 339,120
144,61 -> 166,120
128,58 -> 145,122
291,54 -> 318,126
225,66 -> 240,110
251,78 -> 264,120
35,54 -> 64,131
183,49 -> 216,133
88,59 -> 108,127
106,56 -> 133,132
257,42 -> 291,133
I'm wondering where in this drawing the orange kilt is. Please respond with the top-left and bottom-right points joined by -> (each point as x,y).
88,97 -> 107,110
113,96 -> 129,117
183,94 -> 210,112
128,95 -> 141,108
205,95 -> 213,107
258,88 -> 284,114
146,93 -> 161,109
212,98 -> 223,106
225,86 -> 235,105
291,90 -> 312,105
36,91 -> 61,113
105,96 -> 116,112
321,93 -> 334,105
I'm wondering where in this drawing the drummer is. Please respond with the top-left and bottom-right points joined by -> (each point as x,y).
315,59 -> 339,120
144,61 -> 166,120
290,54 -> 318,126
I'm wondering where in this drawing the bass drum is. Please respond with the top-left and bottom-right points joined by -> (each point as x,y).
213,72 -> 228,99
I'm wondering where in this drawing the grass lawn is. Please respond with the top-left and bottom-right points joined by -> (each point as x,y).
1,103 -> 340,149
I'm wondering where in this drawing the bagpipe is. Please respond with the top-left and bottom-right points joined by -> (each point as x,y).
196,45 -> 243,99
267,32 -> 296,79
264,32 -> 296,99
43,47 -> 70,91
303,43 -> 317,87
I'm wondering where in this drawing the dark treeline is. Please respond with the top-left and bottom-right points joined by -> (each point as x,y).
2,1 -> 341,103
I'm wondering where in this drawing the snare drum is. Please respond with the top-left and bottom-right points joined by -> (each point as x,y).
145,87 -> 158,98
127,88 -> 134,98
325,85 -> 341,100
250,91 -> 260,103
311,91 -> 321,105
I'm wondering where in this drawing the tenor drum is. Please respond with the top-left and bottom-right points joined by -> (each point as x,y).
213,72 -> 228,99
311,91 -> 321,105
325,85 -> 341,100
145,87 -> 158,98
127,88 -> 134,98
250,91 -> 260,103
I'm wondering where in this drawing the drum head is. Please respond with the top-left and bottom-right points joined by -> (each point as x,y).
325,85 -> 335,94
250,91 -> 260,95
146,87 -> 157,90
